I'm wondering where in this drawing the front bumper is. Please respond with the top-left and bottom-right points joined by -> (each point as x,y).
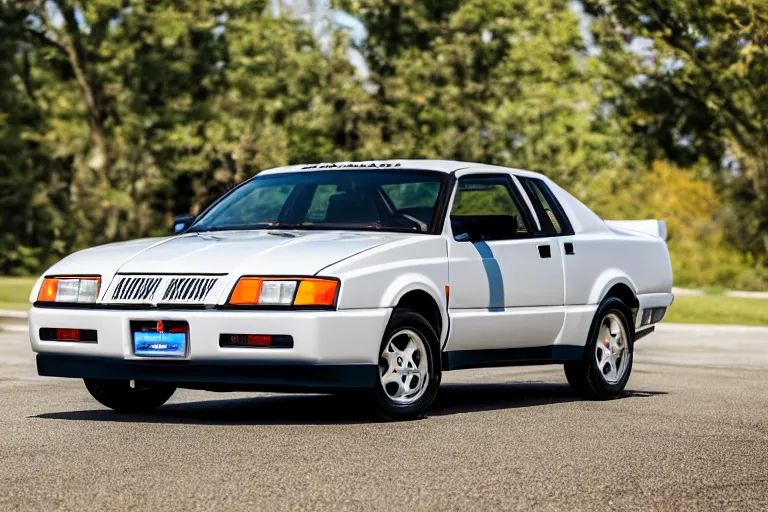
36,354 -> 377,390
29,306 -> 391,388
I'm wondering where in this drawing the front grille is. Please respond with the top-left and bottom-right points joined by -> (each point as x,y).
107,275 -> 219,305
111,277 -> 163,303
160,277 -> 218,303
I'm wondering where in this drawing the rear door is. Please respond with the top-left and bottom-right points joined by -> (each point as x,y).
445,172 -> 566,351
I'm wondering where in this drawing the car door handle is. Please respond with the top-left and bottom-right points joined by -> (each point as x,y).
564,242 -> 574,255
538,245 -> 551,258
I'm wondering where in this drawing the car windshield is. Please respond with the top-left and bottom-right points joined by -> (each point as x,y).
188,170 -> 448,234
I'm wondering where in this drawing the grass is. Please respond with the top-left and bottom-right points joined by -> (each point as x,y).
701,285 -> 727,296
0,277 -> 37,311
0,276 -> 766,326
665,294 -> 768,326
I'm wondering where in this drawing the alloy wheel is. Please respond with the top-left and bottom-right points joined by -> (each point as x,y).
594,313 -> 630,385
378,329 -> 429,405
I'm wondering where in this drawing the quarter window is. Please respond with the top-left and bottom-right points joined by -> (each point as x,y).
517,177 -> 573,236
450,176 -> 531,241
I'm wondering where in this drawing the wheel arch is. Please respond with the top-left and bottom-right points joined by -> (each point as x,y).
589,272 -> 639,308
589,273 -> 639,335
380,276 -> 448,346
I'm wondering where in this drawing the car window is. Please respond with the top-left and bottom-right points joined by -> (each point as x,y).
450,176 -> 530,241
380,182 -> 442,228
190,170 -> 447,234
305,184 -> 339,222
212,185 -> 295,225
381,182 -> 441,210
517,177 -> 573,236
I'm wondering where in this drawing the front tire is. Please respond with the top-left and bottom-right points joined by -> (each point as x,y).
564,297 -> 634,400
84,379 -> 176,412
372,309 -> 441,421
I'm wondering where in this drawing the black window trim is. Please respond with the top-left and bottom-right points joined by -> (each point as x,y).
515,175 -> 575,237
449,173 -> 539,241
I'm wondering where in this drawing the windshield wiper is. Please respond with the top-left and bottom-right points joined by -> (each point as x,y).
187,222 -> 303,233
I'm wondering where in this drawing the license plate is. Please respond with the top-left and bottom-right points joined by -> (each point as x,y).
131,321 -> 188,357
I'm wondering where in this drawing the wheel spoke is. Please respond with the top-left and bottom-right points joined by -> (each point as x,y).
608,354 -> 619,381
382,346 -> 397,367
404,372 -> 418,394
610,318 -> 621,338
596,348 -> 610,371
382,369 -> 406,398
404,339 -> 421,368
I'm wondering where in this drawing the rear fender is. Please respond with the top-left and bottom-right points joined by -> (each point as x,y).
588,271 -> 638,306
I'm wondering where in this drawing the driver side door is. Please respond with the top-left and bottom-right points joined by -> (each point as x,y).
445,173 -> 566,352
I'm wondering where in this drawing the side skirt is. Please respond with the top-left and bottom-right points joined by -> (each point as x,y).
634,326 -> 655,342
442,345 -> 585,371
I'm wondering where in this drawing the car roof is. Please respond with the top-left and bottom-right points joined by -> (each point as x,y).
258,159 -> 545,179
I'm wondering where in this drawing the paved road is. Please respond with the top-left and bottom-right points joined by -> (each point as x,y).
1,324 -> 767,511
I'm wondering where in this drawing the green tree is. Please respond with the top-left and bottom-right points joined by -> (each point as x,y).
583,0 -> 768,257
0,0 -> 375,272
346,0 -> 626,186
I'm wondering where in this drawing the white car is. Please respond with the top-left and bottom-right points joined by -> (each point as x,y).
28,160 -> 673,420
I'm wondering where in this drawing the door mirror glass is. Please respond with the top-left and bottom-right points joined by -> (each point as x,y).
173,215 -> 195,233
451,219 -> 483,243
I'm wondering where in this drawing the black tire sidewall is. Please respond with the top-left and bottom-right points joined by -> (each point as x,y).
372,309 -> 442,420
84,379 -> 176,412
585,298 -> 634,398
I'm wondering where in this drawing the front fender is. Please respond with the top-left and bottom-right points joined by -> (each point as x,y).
379,274 -> 449,346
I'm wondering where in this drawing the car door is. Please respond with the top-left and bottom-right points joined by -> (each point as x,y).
445,172 -> 566,352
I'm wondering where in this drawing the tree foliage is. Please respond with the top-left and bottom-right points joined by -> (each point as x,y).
346,0 -> 624,185
0,0 -> 766,289
583,0 -> 768,256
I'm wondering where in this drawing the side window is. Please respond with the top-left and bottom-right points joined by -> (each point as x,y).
450,176 -> 531,241
517,177 -> 573,236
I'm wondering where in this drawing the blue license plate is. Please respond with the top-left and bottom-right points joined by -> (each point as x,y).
133,331 -> 187,357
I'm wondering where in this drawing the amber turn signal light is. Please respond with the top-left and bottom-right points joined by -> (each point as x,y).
228,278 -> 263,305
294,279 -> 338,306
228,277 -> 338,307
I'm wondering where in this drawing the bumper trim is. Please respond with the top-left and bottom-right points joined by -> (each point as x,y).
37,354 -> 377,391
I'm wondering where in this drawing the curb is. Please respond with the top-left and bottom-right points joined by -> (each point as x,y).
672,287 -> 768,300
656,323 -> 768,334
0,309 -> 28,329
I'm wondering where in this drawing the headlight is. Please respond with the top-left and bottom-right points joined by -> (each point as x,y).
37,276 -> 102,303
228,277 -> 339,307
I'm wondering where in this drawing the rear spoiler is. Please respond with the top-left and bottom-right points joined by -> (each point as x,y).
604,220 -> 668,241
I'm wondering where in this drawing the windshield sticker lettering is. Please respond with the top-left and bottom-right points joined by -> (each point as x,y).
301,162 -> 402,170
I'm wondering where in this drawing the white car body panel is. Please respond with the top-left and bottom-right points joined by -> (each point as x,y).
29,307 -> 390,364
605,220 -> 668,240
29,159 -> 674,390
116,230 -> 407,277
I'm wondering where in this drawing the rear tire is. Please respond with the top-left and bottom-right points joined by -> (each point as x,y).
371,309 -> 441,421
564,297 -> 634,400
84,379 -> 176,412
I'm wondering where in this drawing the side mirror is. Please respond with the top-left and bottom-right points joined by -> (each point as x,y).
173,214 -> 195,234
451,218 -> 483,243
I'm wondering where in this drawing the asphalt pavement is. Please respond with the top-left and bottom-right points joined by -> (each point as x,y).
1,323 -> 767,511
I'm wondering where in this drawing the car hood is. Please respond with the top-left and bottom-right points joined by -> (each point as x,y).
105,230 -> 411,276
